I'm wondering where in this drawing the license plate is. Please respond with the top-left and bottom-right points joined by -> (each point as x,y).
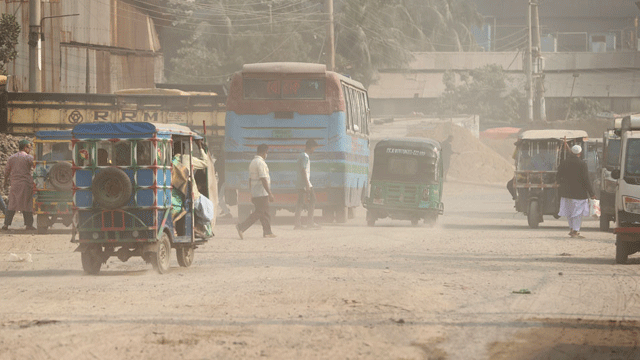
272,129 -> 292,138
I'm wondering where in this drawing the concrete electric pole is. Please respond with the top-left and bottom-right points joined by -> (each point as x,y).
526,1 -> 534,122
531,0 -> 546,122
325,0 -> 335,71
29,0 -> 41,92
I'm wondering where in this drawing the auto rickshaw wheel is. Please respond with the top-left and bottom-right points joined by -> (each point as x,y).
527,201 -> 541,228
36,215 -> 49,234
336,206 -> 347,223
600,216 -> 610,232
322,208 -> 335,223
151,232 -> 171,274
81,244 -> 103,275
616,234 -> 631,264
366,211 -> 375,227
92,168 -> 132,209
176,246 -> 194,268
425,214 -> 438,227
49,162 -> 73,191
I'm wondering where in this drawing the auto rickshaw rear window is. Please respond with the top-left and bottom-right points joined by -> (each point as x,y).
516,141 -> 558,171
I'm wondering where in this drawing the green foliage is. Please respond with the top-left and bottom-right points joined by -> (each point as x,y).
438,64 -> 524,123
164,0 -> 482,87
566,98 -> 605,120
0,13 -> 20,75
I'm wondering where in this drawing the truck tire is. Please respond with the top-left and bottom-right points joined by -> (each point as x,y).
81,244 -> 103,275
92,168 -> 132,209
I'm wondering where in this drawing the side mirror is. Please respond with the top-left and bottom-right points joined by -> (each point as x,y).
611,169 -> 621,180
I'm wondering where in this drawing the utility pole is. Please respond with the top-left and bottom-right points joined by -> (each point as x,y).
325,0 -> 335,71
531,0 -> 546,121
526,1 -> 534,122
29,0 -> 42,92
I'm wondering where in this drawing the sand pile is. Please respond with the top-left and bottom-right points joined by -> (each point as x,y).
408,122 -> 514,185
481,138 -> 517,163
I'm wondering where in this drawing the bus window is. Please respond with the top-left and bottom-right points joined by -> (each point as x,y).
137,141 -> 153,166
97,141 -> 112,166
115,142 -> 132,166
76,142 -> 92,167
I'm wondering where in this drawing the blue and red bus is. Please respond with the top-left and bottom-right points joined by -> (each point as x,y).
224,62 -> 370,222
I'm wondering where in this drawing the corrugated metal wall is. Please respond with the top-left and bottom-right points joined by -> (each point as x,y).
1,0 -> 163,93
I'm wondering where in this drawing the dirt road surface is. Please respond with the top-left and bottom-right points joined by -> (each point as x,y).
2,180 -> 640,360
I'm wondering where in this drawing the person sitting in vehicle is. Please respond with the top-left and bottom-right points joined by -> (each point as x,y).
43,143 -> 73,162
97,149 -> 111,166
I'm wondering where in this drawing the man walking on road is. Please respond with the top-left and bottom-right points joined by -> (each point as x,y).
294,139 -> 321,230
3,139 -> 36,231
557,144 -> 595,238
236,144 -> 276,239
214,151 -> 232,219
440,135 -> 458,181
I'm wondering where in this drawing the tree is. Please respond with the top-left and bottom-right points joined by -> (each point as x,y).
163,0 -> 482,87
438,64 -> 524,123
0,13 -> 20,75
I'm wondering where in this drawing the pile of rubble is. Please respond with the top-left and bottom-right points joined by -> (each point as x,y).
408,122 -> 515,185
0,134 -> 31,197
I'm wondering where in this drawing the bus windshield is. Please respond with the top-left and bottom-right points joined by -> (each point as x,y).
243,79 -> 325,100
516,143 -> 558,171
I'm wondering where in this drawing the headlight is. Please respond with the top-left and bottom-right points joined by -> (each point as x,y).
132,230 -> 139,238
92,232 -> 100,240
623,196 -> 640,214
604,178 -> 617,193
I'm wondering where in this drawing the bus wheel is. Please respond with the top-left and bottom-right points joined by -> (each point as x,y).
81,244 -> 103,275
151,232 -> 171,274
600,216 -> 610,232
336,206 -> 347,223
616,234 -> 630,264
176,246 -> 194,268
322,208 -> 335,223
527,201 -> 541,229
36,215 -> 49,234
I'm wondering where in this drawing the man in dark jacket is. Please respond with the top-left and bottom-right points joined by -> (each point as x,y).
557,144 -> 596,238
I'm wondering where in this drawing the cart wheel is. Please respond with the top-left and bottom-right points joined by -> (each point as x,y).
176,246 -> 194,268
527,201 -> 540,228
151,232 -> 171,274
81,244 -> 103,275
411,218 -> 419,226
600,216 -> 610,232
36,214 -> 49,234
616,234 -> 630,264
336,206 -> 347,223
366,211 -> 375,227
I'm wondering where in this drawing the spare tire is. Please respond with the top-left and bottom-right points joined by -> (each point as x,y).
49,162 -> 73,191
92,168 -> 133,209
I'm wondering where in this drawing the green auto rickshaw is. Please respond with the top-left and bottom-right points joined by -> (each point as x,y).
364,138 -> 444,226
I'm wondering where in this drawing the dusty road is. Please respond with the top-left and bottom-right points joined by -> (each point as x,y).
1,181 -> 640,360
